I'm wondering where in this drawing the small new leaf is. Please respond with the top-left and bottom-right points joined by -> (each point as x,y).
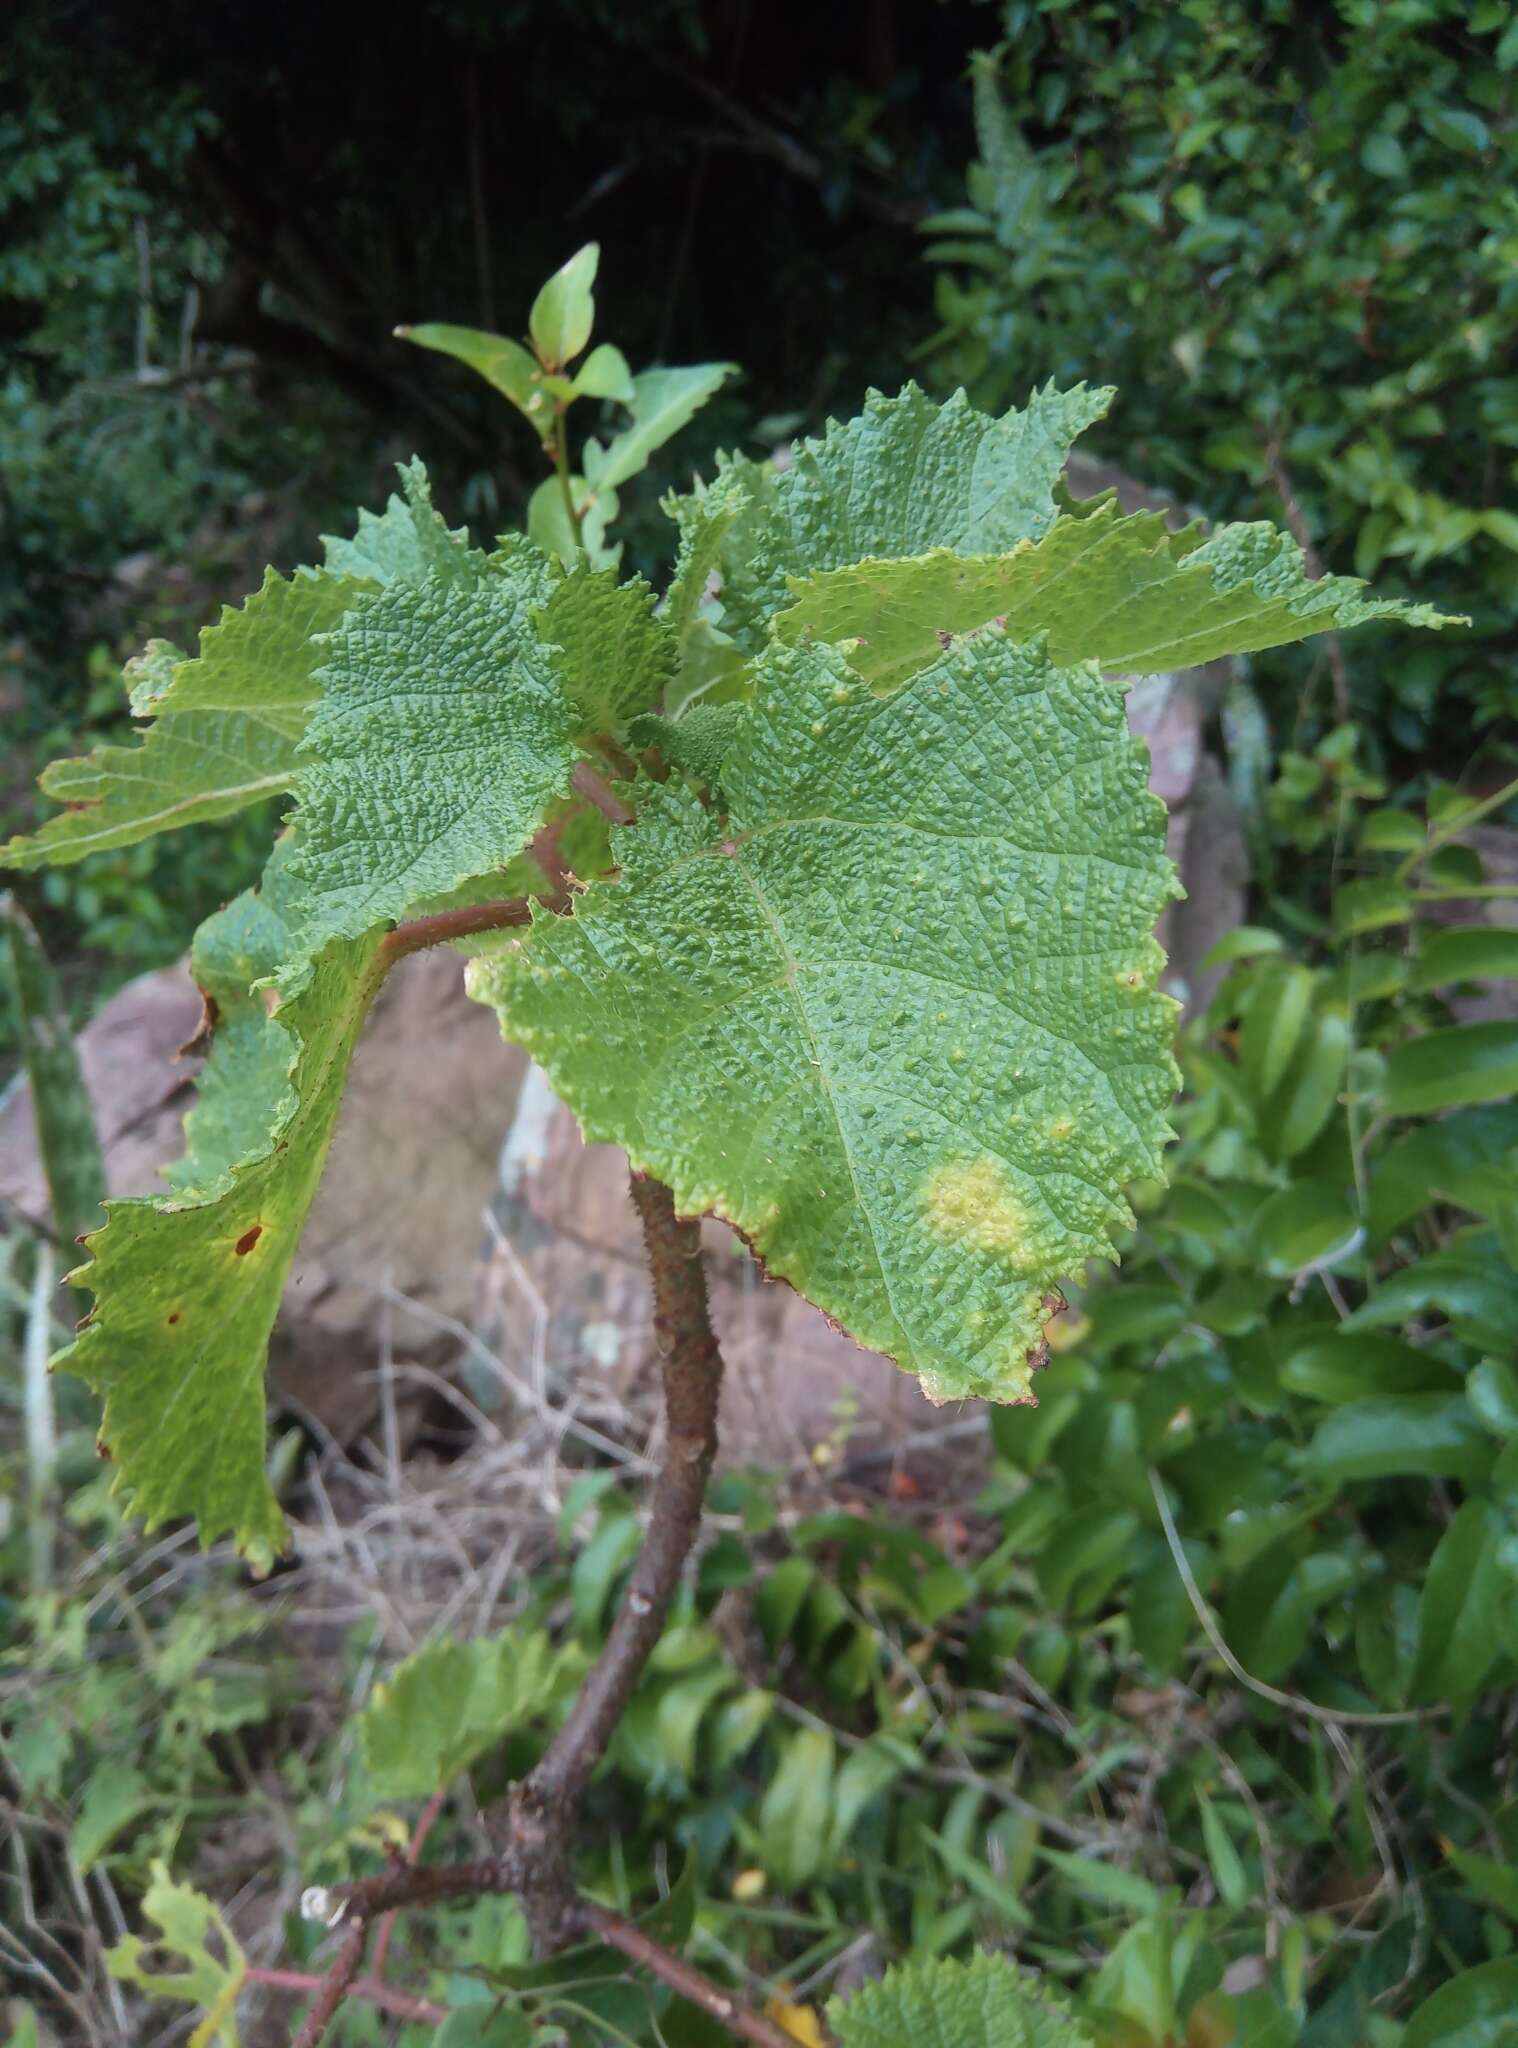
582,363 -> 737,493
472,631 -> 1179,1405
529,242 -> 598,370
398,323 -> 549,427
107,1861 -> 246,2048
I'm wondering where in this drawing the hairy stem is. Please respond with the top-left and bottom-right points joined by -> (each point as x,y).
530,1173 -> 724,1813
306,1174 -> 731,2041
575,1900 -> 800,2048
553,409 -> 584,553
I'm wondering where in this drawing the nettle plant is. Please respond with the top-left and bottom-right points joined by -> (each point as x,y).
5,247 -> 1457,2042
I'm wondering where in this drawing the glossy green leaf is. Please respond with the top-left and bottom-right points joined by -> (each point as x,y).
1240,962 -> 1315,1103
584,362 -> 736,493
1404,1959 -> 1518,2046
1279,1331 -> 1452,1404
1442,1843 -> 1518,1921
397,322 -> 547,426
1196,1790 -> 1249,1909
1264,1007 -> 1349,1160
1410,1499 -> 1505,1705
1299,1395 -> 1494,1487
571,342 -> 635,402
1382,1023 -> 1518,1114
528,242 -> 598,369
472,630 -> 1180,1405
1469,1358 -> 1518,1435
1412,927 -> 1518,991
1250,1181 -> 1361,1277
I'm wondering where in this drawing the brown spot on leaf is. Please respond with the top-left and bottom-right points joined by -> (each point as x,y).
167,1311 -> 182,1325
180,990 -> 220,1058
234,1225 -> 264,1256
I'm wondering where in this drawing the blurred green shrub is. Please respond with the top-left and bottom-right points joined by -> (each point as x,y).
920,0 -> 1518,761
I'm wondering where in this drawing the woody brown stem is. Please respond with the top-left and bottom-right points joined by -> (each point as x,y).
574,1900 -> 801,2048
303,1173 -> 730,2041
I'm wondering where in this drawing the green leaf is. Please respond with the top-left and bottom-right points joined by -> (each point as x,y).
57,916 -> 389,1567
1239,962 -> 1315,1102
471,630 -> 1179,1405
164,842 -> 306,1203
1411,927 -> 1518,991
432,2006 -> 534,2048
528,242 -> 598,370
572,342 -> 635,403
321,459 -> 472,587
1036,1847 -> 1165,1915
1249,1182 -> 1362,1277
1443,1842 -> 1518,1921
775,497 -> 1458,697
1383,1023 -> 1518,1113
360,1627 -> 582,1797
1196,1790 -> 1249,1909
533,565 -> 672,733
1299,1395 -> 1495,1487
106,1861 -> 246,2047
678,380 -> 1115,652
1264,1006 -> 1350,1160
1409,1499 -> 1505,1705
1346,1239 -> 1518,1349
398,323 -> 548,427
924,1828 -> 1033,1926
285,542 -> 580,965
1278,1330 -> 1452,1404
71,1760 -> 154,1871
584,363 -> 737,493
1,894 -> 106,1250
758,1725 -> 835,1889
2,567 -> 361,869
1469,1358 -> 1518,1436
830,1950 -> 1091,2048
1404,1959 -> 1518,2046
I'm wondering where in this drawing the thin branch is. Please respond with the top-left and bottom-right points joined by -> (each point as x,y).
247,1965 -> 447,2027
290,1921 -> 368,2048
1149,1468 -> 1440,1728
571,759 -> 636,825
575,1900 -> 801,2048
371,1784 -> 447,1979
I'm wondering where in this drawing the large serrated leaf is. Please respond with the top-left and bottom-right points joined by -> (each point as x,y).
470,631 -> 1179,1405
321,457 -> 472,587
775,497 -> 1461,694
830,1951 -> 1090,2048
284,540 -> 580,965
2,567 -> 363,870
59,910 -> 389,1568
670,380 -> 1114,653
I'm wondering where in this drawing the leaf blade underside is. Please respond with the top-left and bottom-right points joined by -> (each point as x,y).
1,567 -> 363,870
774,497 -> 1464,695
60,910 -> 388,1569
470,630 -> 1180,1405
